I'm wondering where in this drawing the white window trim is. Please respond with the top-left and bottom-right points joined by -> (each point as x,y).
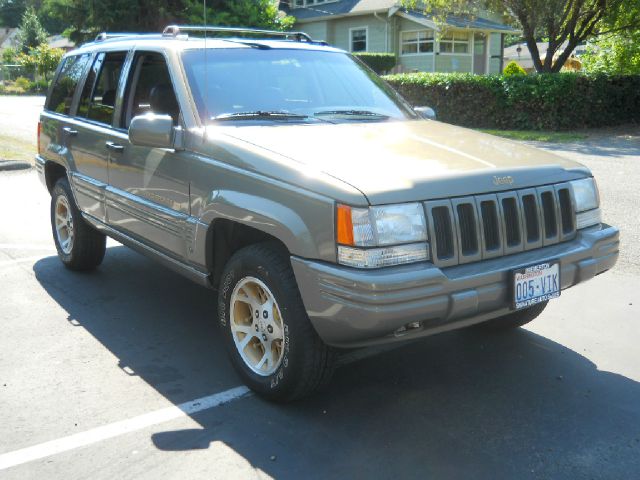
349,26 -> 368,53
438,31 -> 472,56
292,0 -> 338,9
399,29 -> 435,57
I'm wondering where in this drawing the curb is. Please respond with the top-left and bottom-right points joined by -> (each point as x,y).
0,160 -> 32,172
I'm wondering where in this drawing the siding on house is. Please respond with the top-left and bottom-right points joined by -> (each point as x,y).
295,11 -> 510,74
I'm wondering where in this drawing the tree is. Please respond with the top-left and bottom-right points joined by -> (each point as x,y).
582,3 -> 640,74
18,42 -> 63,80
402,0 -> 640,73
40,0 -> 292,44
15,6 -> 47,53
0,0 -> 27,28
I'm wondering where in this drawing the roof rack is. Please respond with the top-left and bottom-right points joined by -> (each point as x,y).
162,25 -> 316,43
94,32 -> 138,42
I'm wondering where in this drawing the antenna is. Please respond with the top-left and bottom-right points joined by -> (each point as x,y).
203,0 -> 209,136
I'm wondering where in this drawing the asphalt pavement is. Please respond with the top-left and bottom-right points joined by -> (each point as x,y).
0,96 -> 639,479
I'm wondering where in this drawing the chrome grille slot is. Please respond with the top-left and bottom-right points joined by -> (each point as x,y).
521,193 -> 541,245
425,199 -> 459,268
537,186 -> 560,246
480,200 -> 500,250
502,197 -> 520,246
555,184 -> 576,241
541,191 -> 557,238
432,206 -> 454,258
457,203 -> 478,255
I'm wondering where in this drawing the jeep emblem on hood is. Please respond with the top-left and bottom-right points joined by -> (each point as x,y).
493,175 -> 514,186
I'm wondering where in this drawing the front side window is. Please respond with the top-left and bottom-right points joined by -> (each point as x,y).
122,52 -> 180,127
77,51 -> 127,126
350,28 -> 367,52
47,54 -> 91,115
440,31 -> 470,54
401,30 -> 435,55
181,48 -> 414,123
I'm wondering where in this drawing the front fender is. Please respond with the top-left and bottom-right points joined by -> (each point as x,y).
195,188 -> 336,262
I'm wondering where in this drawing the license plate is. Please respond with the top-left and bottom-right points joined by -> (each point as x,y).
512,262 -> 560,310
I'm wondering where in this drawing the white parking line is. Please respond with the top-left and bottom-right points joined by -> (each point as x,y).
0,244 -> 56,251
0,386 -> 251,471
0,255 -> 49,267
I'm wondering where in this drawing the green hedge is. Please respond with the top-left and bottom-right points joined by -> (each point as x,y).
354,53 -> 396,74
384,72 -> 640,130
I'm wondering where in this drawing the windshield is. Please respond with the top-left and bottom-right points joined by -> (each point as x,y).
181,48 -> 415,123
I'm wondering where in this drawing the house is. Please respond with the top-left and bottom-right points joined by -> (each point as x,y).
503,41 -> 586,73
281,0 -> 517,74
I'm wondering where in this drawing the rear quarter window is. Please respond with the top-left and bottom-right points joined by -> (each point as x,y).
46,54 -> 91,115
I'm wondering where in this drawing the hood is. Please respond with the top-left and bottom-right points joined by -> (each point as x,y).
220,120 -> 590,205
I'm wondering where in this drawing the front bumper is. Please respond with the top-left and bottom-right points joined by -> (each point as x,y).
292,224 -> 619,348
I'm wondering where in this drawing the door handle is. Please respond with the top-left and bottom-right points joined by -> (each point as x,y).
63,127 -> 78,136
105,141 -> 124,152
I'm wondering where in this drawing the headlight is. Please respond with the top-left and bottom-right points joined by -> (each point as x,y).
336,203 -> 429,268
570,177 -> 601,229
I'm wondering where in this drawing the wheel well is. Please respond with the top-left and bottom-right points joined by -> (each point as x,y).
44,161 -> 67,192
206,219 -> 289,289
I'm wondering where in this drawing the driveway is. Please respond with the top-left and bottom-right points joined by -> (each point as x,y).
0,96 -> 639,479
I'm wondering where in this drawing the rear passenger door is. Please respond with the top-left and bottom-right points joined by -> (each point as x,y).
105,50 -> 190,260
67,50 -> 129,222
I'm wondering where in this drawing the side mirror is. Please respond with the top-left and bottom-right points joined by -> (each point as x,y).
129,114 -> 175,149
414,106 -> 436,120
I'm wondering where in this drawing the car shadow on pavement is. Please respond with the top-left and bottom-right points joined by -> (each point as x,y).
33,247 -> 640,479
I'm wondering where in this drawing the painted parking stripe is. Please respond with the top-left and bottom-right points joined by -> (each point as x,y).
0,244 -> 56,251
0,255 -> 48,267
0,386 -> 251,471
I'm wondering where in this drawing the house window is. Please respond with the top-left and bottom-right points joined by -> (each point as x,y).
440,31 -> 470,54
293,0 -> 336,7
401,30 -> 434,55
350,28 -> 367,52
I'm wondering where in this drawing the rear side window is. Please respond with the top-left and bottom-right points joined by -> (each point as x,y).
47,54 -> 90,115
77,51 -> 127,126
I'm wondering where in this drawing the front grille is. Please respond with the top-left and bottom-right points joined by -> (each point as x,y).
425,183 -> 576,267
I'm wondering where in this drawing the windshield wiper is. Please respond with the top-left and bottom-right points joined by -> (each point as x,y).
313,109 -> 390,120
213,111 -> 311,121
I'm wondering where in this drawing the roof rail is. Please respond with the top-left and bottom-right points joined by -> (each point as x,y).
162,25 -> 316,43
94,32 -> 137,42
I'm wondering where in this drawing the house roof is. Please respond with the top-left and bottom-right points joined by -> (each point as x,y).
282,1 -> 516,32
403,9 -> 517,32
282,0 -> 396,21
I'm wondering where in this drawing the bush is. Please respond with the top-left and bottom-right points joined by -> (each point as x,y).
384,72 -> 640,130
503,61 -> 527,76
353,53 -> 397,74
14,77 -> 31,91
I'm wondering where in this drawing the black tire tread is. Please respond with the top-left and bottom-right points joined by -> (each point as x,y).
220,242 -> 335,401
51,178 -> 106,271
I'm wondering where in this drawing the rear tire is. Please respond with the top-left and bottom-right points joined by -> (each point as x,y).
50,177 -> 106,271
218,242 -> 334,402
478,301 -> 548,330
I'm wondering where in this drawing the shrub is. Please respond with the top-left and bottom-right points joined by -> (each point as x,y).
353,53 -> 397,74
14,77 -> 31,91
503,61 -> 527,76
384,72 -> 640,130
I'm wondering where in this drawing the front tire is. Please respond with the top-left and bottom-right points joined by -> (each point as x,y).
51,177 -> 106,271
218,242 -> 334,402
478,301 -> 548,330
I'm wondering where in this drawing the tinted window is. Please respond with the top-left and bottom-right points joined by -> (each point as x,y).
47,54 -> 90,115
77,52 -> 127,126
123,52 -> 180,127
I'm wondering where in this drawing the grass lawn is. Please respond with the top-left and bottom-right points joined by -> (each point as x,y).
481,129 -> 588,143
0,133 -> 36,164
